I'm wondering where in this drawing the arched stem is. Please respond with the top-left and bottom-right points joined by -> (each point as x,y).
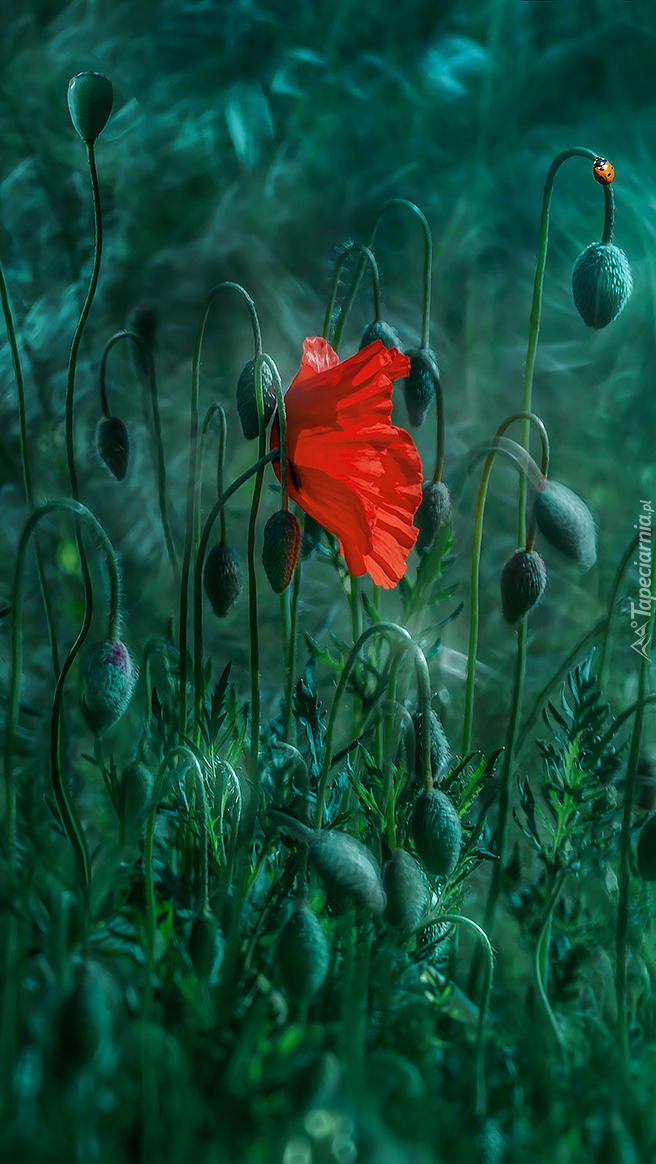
407,347 -> 447,484
315,624 -> 431,830
179,283 -> 262,733
324,244 -> 380,350
98,329 -> 179,578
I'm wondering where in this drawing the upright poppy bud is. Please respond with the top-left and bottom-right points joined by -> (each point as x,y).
277,902 -> 330,999
500,548 -> 547,625
236,358 -> 276,440
262,511 -> 301,593
411,788 -> 462,878
403,352 -> 436,428
383,849 -> 430,935
571,242 -> 632,329
533,481 -> 597,570
204,543 -> 243,617
96,415 -> 129,481
67,72 -> 114,143
359,320 -> 403,351
414,481 -> 452,556
82,639 -> 136,735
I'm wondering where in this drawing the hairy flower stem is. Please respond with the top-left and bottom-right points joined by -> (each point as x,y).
616,530 -> 656,1067
462,415 -> 549,754
414,913 -> 494,1118
179,282 -> 262,734
281,558 -> 301,743
0,259 -> 60,676
246,357 -> 270,821
99,330 -> 179,578
336,198 -> 433,350
316,624 -> 431,829
323,243 -> 380,349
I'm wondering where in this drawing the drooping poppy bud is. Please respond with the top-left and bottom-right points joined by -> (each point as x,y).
67,72 -> 114,143
383,849 -> 430,935
637,816 -> 656,881
121,762 -> 154,839
189,915 -> 225,981
269,811 -> 387,914
411,788 -> 462,878
403,352 -> 435,428
571,242 -> 632,330
359,320 -> 403,351
82,639 -> 136,735
500,548 -> 547,625
414,481 -> 452,556
235,358 -> 276,440
203,543 -> 243,617
96,415 -> 129,481
262,511 -> 301,593
412,709 -> 451,784
277,901 -> 330,998
533,481 -> 597,570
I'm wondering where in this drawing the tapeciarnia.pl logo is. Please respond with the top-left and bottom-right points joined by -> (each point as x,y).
630,499 -> 654,659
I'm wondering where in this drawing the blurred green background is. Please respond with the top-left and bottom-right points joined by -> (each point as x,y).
0,0 -> 654,759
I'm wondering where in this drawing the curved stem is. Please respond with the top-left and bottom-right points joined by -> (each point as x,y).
534,873 -> 568,1051
407,347 -> 446,484
413,913 -> 493,1118
315,624 -> 431,829
602,183 -> 615,246
0,260 -> 60,675
99,329 -> 179,578
324,244 -> 380,350
179,283 -> 262,734
462,416 -> 549,754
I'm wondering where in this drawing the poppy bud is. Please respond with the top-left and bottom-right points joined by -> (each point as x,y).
121,762 -> 154,839
637,816 -> 656,881
278,901 -> 330,998
204,542 -> 243,617
403,352 -> 436,428
500,548 -> 547,625
67,72 -> 114,143
414,481 -> 452,556
383,849 -> 430,934
359,320 -> 403,351
412,709 -> 451,784
96,415 -> 129,481
416,920 -> 450,956
189,915 -> 225,981
82,639 -> 136,735
534,481 -> 597,570
571,242 -> 632,330
411,788 -> 462,878
269,811 -> 387,914
262,511 -> 301,593
235,358 -> 276,440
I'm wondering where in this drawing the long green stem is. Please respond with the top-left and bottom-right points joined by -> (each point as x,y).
316,624 -> 431,829
616,530 -> 656,1066
179,282 -> 262,734
0,260 -> 59,676
246,356 -> 269,818
282,558 -> 301,743
99,329 -> 179,578
534,873 -> 568,1051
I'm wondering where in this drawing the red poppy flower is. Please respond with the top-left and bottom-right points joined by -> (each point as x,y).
271,336 -> 423,589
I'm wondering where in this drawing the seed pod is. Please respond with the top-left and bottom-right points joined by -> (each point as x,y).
96,415 -> 129,481
637,816 -> 656,881
204,542 -> 243,617
383,849 -> 430,934
235,358 -> 276,440
359,320 -> 403,351
403,352 -> 435,428
189,915 -> 225,981
60,961 -> 111,1068
533,481 -> 597,570
269,811 -> 386,913
121,762 -> 154,839
67,72 -> 114,143
411,788 -> 462,878
414,481 -> 452,556
278,901 -> 330,998
262,511 -> 301,593
500,548 -> 547,625
412,709 -> 451,784
82,639 -> 136,735
571,241 -> 632,330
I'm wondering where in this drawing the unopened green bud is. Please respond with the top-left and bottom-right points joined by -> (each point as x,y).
67,72 -> 113,143
571,241 -> 632,330
262,511 -> 301,593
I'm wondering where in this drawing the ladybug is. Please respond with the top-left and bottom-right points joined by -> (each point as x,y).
593,157 -> 614,185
